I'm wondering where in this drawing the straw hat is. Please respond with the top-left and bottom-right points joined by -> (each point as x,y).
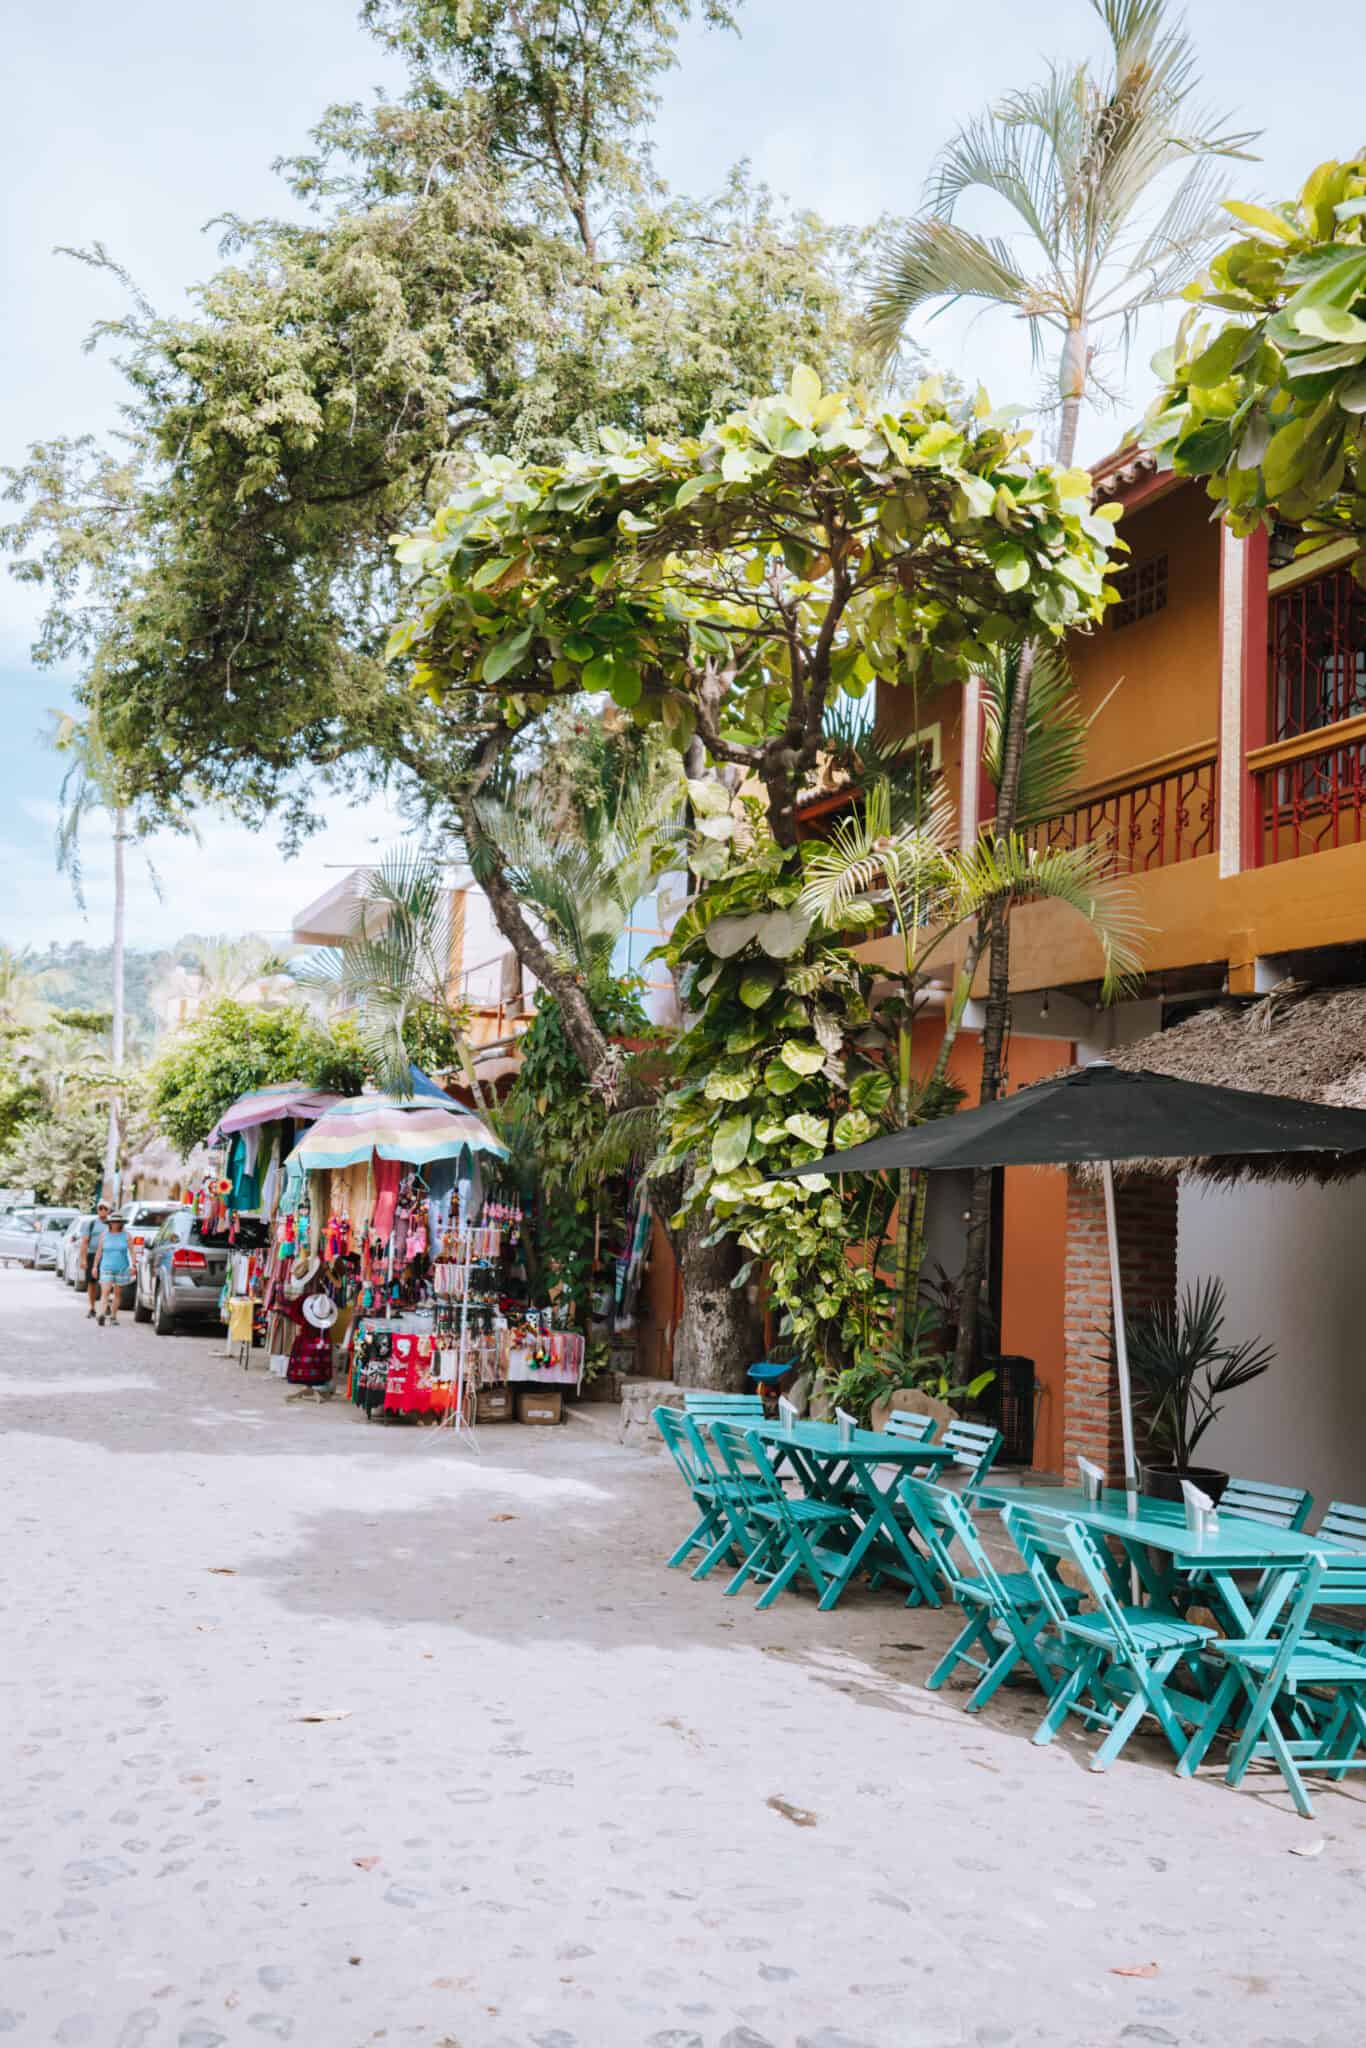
301,1292 -> 338,1331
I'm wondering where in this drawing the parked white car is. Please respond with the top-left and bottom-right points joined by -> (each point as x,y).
0,1208 -> 78,1269
0,1209 -> 40,1265
60,1214 -> 97,1286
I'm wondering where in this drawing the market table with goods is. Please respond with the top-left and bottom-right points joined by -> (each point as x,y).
658,1395 -> 1366,1819
197,1081 -> 595,1432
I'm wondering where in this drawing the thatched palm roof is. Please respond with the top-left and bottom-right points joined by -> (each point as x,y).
1102,982 -> 1366,1182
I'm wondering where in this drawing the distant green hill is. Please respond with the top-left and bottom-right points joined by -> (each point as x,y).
30,941 -> 182,1050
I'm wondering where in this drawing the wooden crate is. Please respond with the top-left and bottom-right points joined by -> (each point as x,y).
516,1387 -> 564,1426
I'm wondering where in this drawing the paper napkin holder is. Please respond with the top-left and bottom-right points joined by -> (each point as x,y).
1077,1457 -> 1105,1505
836,1407 -> 856,1445
1181,1477 -> 1219,1538
777,1395 -> 799,1436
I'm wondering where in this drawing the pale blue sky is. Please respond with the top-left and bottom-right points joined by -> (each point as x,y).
3,0 -> 1360,947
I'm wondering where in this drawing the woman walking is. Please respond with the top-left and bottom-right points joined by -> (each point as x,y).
97,1213 -> 133,1327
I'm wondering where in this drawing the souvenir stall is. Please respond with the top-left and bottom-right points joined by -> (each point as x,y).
278,1092 -> 538,1429
202,1082 -> 349,1381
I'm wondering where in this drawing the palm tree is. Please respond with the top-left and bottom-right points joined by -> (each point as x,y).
294,849 -> 489,1106
863,2 -> 1251,1371
798,775 -> 1143,1353
864,0 -> 1255,466
472,747 -> 682,983
49,712 -> 133,1200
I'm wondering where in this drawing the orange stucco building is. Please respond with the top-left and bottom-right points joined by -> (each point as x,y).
871,445 -> 1366,1477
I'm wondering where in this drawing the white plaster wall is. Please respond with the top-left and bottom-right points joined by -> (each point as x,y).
1177,1177 -> 1366,1520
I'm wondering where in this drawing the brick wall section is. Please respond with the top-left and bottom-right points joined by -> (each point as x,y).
1061,1170 -> 1178,1483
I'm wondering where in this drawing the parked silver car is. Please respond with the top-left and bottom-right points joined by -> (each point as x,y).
0,1209 -> 41,1266
0,1207 -> 79,1269
60,1214 -> 97,1286
134,1210 -> 230,1333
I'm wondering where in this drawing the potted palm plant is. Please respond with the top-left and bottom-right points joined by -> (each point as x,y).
1127,1277 -> 1275,1505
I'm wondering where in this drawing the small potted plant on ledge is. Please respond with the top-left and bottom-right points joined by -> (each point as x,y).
1127,1277 -> 1275,1505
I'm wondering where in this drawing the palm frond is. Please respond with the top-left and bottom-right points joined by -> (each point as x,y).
571,1102 -> 662,1192
925,108 -> 1062,259
980,641 -> 1119,822
864,220 -> 1042,369
945,835 -> 1148,999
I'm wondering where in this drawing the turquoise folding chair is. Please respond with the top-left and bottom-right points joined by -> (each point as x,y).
1288,1502 -> 1366,1655
900,1480 -> 1082,1712
1318,1500 -> 1366,1551
654,1407 -> 732,1570
927,1420 -> 1003,1498
1179,1476 -> 1315,1632
882,1412 -> 938,1444
1179,1558 -> 1366,1818
1003,1502 -> 1214,1771
1220,1477 -> 1314,1531
683,1391 -> 765,1420
710,1422 -> 859,1611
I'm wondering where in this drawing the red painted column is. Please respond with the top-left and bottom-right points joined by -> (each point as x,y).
1240,527 -> 1270,871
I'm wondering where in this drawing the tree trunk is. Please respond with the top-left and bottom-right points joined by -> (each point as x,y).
668,1207 -> 764,1390
103,805 -> 126,1203
953,639 -> 1038,1381
1057,323 -> 1087,468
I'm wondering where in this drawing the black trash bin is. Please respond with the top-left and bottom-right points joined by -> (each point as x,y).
981,1353 -> 1037,1466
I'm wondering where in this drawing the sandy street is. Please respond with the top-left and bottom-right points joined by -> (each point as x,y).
1,1265 -> 1363,2047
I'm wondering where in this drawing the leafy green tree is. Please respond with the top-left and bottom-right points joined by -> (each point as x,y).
1145,148 -> 1366,567
147,999 -> 368,1156
396,365 -> 1119,845
0,1098 -> 107,1207
1,2 -> 859,844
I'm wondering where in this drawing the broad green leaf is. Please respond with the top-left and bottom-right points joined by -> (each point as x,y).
756,909 -> 812,958
563,633 -> 596,661
483,625 -> 533,684
763,1058 -> 804,1097
711,1113 -> 753,1175
674,475 -> 708,508
471,555 -> 513,589
695,813 -> 735,842
1222,199 -> 1298,243
704,914 -> 765,959
686,777 -> 732,818
991,543 -> 1030,592
1340,368 -> 1366,414
783,1111 -> 828,1150
779,1040 -> 825,1076
739,966 -> 781,1009
1292,305 -> 1366,345
609,661 -> 643,708
582,654 -> 615,691
789,363 -> 822,422
849,1068 -> 893,1116
1263,416 -> 1314,497
832,1110 -> 873,1150
704,1069 -> 755,1102
1186,326 -> 1254,387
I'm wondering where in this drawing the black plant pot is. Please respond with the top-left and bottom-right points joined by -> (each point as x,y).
1142,1464 -> 1229,1506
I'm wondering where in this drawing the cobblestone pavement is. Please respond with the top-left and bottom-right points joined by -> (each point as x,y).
2,1266 -> 1364,2048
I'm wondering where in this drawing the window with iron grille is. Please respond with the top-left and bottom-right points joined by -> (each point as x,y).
1270,567 -> 1366,742
1111,554 -> 1168,629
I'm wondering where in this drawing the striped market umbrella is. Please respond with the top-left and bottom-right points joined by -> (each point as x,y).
287,1091 -> 507,1172
211,1082 -> 348,1141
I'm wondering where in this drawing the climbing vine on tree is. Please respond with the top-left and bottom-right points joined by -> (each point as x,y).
658,818 -> 899,1381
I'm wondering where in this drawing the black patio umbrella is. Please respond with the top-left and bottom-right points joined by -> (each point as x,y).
781,1062 -> 1366,1509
